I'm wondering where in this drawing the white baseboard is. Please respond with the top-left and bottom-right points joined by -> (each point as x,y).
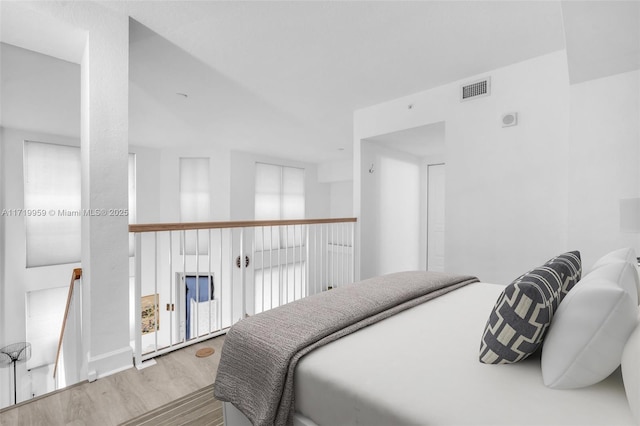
88,345 -> 133,380
135,358 -> 157,370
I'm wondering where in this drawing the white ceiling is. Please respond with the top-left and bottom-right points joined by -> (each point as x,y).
563,1 -> 640,84
0,2 -> 86,64
120,0 -> 566,163
1,1 -> 638,165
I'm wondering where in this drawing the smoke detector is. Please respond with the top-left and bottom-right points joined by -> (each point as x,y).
501,112 -> 518,127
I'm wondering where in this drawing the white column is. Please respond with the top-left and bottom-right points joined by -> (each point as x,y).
80,11 -> 131,380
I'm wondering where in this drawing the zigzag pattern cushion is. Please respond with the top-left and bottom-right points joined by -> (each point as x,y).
479,251 -> 581,364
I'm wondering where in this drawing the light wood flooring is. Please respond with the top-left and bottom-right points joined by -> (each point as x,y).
0,335 -> 226,426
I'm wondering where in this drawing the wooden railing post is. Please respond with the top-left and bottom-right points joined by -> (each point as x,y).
53,268 -> 82,380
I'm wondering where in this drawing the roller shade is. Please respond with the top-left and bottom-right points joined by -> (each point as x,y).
180,157 -> 211,254
24,141 -> 81,267
255,163 -> 304,220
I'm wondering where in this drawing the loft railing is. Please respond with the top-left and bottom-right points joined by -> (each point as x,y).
53,268 -> 83,387
129,218 -> 357,366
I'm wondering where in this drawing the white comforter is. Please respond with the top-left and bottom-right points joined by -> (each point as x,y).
293,282 -> 634,425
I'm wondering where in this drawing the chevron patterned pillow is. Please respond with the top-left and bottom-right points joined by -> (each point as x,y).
479,251 -> 581,364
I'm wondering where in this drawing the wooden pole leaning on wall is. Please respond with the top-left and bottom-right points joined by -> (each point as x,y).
53,268 -> 83,379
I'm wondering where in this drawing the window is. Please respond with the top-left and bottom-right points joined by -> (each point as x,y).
255,162 -> 305,251
24,141 -> 81,267
179,158 -> 211,222
24,141 -> 138,266
253,163 -> 306,312
255,163 -> 305,220
179,157 -> 211,254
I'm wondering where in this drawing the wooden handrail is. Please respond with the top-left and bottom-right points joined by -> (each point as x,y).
53,268 -> 82,379
129,217 -> 357,234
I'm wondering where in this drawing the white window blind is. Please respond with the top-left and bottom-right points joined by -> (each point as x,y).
128,153 -> 137,256
255,163 -> 305,251
24,142 -> 137,266
180,157 -> 211,254
180,158 -> 211,222
254,163 -> 306,310
255,163 -> 305,220
282,166 -> 305,219
24,141 -> 81,267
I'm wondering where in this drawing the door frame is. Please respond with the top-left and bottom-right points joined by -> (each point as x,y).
426,163 -> 445,271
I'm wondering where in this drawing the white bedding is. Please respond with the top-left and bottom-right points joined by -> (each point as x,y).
292,282 -> 635,425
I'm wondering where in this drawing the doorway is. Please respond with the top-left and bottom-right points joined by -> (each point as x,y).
360,121 -> 446,278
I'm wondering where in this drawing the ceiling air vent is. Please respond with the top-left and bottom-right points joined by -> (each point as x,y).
460,77 -> 491,101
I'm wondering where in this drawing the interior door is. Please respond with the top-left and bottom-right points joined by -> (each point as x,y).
427,164 -> 445,271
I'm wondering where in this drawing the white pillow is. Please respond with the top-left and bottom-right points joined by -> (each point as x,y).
541,262 -> 639,389
592,248 -> 640,304
588,260 -> 639,305
622,317 -> 640,425
592,247 -> 638,269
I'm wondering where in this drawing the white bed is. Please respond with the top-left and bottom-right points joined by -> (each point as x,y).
221,249 -> 640,426
224,282 -> 635,425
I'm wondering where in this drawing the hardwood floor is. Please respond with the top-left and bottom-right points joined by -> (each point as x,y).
0,336 -> 226,426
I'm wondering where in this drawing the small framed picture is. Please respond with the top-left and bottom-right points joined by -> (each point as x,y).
141,294 -> 159,334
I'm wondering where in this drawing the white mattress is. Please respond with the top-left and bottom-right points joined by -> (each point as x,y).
293,282 -> 635,425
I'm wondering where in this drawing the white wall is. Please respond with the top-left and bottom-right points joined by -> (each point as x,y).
361,141 -> 421,277
356,51 -> 640,284
129,145 -> 163,224
446,52 -> 571,283
317,159 -> 353,183
318,160 -> 354,219
567,70 -> 640,270
356,51 -> 573,283
329,181 -> 353,218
